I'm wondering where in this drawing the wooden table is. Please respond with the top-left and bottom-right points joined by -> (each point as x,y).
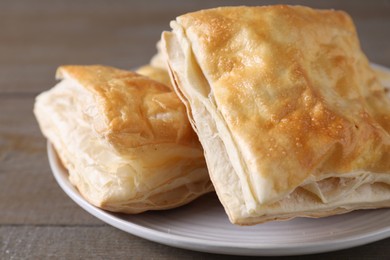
1,0 -> 389,259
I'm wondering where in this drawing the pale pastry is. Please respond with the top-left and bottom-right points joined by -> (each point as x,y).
373,64 -> 390,95
136,64 -> 172,88
162,5 -> 390,225
34,65 -> 212,213
136,41 -> 173,89
150,40 -> 169,70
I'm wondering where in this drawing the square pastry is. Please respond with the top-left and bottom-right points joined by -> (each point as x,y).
162,5 -> 390,225
34,65 -> 212,213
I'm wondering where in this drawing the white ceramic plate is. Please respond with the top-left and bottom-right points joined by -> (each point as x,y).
48,143 -> 390,256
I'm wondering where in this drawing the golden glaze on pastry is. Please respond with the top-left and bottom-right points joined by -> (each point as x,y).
163,5 -> 390,224
34,65 -> 212,213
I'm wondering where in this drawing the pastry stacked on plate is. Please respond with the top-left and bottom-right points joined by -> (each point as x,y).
34,5 -> 390,225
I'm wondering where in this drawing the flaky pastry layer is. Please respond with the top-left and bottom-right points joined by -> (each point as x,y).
163,5 -> 390,224
34,65 -> 212,213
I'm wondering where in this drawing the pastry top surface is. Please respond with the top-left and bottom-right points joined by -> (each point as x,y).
173,5 -> 390,203
57,65 -> 199,155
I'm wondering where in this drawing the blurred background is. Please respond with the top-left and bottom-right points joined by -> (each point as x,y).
1,1 -> 389,259
1,0 -> 389,95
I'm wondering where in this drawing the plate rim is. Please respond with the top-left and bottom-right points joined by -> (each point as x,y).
48,143 -> 390,256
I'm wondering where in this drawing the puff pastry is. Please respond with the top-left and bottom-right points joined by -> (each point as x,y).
373,64 -> 390,93
34,65 -> 212,213
136,41 -> 173,89
162,5 -> 390,225
136,64 -> 172,89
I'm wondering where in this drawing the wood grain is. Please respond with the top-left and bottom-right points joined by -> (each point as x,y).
1,226 -> 389,260
0,225 -> 390,260
1,0 -> 389,259
0,97 -> 101,225
0,0 -> 389,94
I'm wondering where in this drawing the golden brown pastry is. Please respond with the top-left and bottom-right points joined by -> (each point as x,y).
34,65 -> 212,213
162,5 -> 390,225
